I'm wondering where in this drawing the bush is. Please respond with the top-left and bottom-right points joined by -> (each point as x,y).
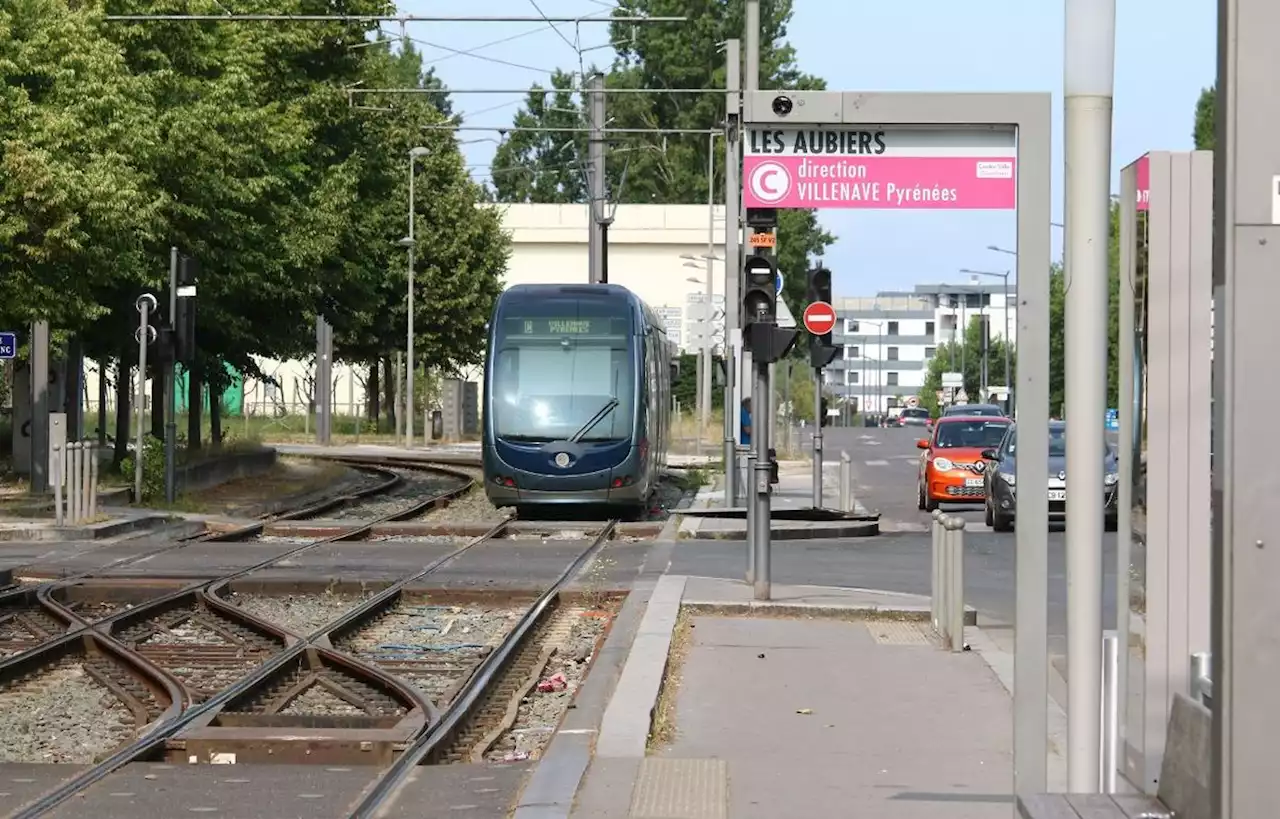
119,436 -> 166,502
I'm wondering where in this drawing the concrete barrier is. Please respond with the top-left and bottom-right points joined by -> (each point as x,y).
173,446 -> 277,496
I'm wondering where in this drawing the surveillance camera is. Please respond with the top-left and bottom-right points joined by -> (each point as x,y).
771,95 -> 794,117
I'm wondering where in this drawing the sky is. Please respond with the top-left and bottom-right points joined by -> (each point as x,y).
393,0 -> 1217,296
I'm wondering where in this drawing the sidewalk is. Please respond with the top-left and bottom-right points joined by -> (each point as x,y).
563,576 -> 1030,819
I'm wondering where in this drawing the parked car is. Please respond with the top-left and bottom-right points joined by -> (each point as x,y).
898,407 -> 932,427
916,415 -> 1013,511
981,420 -> 1119,532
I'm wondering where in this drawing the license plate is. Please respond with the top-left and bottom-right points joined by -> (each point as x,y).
1048,489 -> 1066,501
965,478 -> 984,488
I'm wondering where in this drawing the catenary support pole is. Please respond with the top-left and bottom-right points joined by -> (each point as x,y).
701,133 -> 715,447
1212,0 -> 1280,812
30,321 -> 50,494
406,152 -> 416,449
133,299 -> 153,502
722,38 -> 741,507
587,73 -> 607,285
739,0 -> 759,408
812,371 -> 823,507
1063,0 -> 1115,792
753,361 -> 772,600
164,247 -> 178,504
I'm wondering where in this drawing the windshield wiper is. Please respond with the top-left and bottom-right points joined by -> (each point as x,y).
569,397 -> 619,443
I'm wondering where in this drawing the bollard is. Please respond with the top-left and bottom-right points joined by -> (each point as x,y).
930,509 -> 944,631
945,516 -> 966,652
1190,651 -> 1212,707
53,444 -> 64,527
838,451 -> 851,512
78,441 -> 90,522
69,441 -> 81,525
1100,630 -> 1119,793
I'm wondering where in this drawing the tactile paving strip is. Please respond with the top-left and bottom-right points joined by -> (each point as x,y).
629,758 -> 728,819
865,620 -> 932,645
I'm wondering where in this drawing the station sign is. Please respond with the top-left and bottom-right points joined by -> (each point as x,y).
1133,153 -> 1150,211
743,126 -> 1017,210
0,332 -> 15,360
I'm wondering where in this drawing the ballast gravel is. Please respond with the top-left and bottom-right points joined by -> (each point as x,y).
0,662 -> 134,763
229,592 -> 367,636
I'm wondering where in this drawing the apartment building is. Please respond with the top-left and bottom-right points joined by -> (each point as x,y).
825,281 -> 1017,414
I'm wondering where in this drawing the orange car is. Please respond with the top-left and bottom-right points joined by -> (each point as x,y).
916,415 -> 1012,510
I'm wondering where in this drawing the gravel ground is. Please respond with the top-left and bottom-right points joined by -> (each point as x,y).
66,601 -> 136,621
504,528 -> 595,541
142,621 -> 228,645
338,601 -> 523,704
228,592 -> 368,636
420,485 -> 513,524
279,686 -> 365,716
0,661 -> 135,763
485,610 -> 610,762
369,534 -> 471,544
330,471 -> 469,520
252,535 -> 323,544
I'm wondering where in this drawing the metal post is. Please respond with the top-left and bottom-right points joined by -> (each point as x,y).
406,244 -> 415,449
316,316 -> 326,445
745,450 -> 756,583
394,351 -> 403,444
839,451 -> 851,512
1213,0 -> 1280,810
1100,630 -> 1119,793
1003,274 -> 1012,411
930,510 -> 941,628
753,361 -> 771,600
738,0 -> 759,409
79,441 -> 89,521
701,133 -> 715,445
1064,0 -> 1115,790
164,247 -> 178,505
67,441 -> 79,524
134,295 -> 155,503
948,516 -> 966,652
587,72 -> 606,285
97,362 -> 108,446
812,371 -> 823,507
722,38 -> 741,507
31,321 -> 49,494
53,445 -> 63,526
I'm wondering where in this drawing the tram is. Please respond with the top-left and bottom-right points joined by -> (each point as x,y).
481,283 -> 675,514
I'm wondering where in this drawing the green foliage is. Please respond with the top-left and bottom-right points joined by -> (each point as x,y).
489,0 -> 834,318
118,436 -> 165,502
0,1 -> 509,457
672,353 -> 726,412
1193,86 -> 1215,151
919,315 -> 1017,416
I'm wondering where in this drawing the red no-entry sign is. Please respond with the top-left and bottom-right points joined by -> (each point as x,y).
802,301 -> 837,335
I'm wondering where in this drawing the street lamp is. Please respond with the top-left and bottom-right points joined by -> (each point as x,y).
681,255 -> 719,450
960,267 -> 1012,407
404,145 -> 429,447
859,318 -> 884,418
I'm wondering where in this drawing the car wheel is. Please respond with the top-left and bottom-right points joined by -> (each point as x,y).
992,505 -> 1013,532
924,490 -> 939,512
984,501 -> 994,528
917,481 -> 927,510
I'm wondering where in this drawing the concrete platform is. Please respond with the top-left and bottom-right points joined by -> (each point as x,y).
0,512 -> 172,542
569,575 -> 1024,819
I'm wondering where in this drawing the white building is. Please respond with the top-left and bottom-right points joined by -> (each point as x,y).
829,282 -> 1017,414
82,203 -> 728,418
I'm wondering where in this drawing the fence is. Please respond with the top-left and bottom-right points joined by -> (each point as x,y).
930,510 -> 966,651
52,441 -> 103,526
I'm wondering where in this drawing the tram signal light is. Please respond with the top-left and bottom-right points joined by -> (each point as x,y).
742,254 -> 778,328
806,266 -> 839,368
174,255 -> 199,365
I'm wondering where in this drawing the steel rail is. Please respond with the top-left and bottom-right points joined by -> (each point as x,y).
4,468 -> 488,819
346,519 -> 619,818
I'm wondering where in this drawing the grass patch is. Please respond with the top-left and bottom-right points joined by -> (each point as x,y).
148,457 -> 352,515
647,608 -> 694,753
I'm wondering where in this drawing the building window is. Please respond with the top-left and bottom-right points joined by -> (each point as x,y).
887,346 -> 899,360
887,372 -> 899,387
925,320 -> 935,336
887,321 -> 899,335
848,371 -> 860,385
924,346 -> 937,360
847,345 -> 860,359
846,319 -> 860,334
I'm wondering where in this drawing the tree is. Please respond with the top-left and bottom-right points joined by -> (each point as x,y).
918,315 -> 1017,416
489,0 -> 835,316
1193,86 -> 1215,151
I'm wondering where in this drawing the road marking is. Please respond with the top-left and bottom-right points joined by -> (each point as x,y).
864,459 -> 889,466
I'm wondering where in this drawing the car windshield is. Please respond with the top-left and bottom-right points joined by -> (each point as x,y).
933,420 -> 1010,449
1005,428 -> 1111,458
903,408 -> 929,418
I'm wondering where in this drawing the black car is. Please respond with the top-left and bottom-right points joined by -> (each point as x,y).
943,402 -> 1006,418
981,421 -> 1119,532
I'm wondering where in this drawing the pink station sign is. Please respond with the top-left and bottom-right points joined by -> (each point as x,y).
1133,153 -> 1150,211
743,126 -> 1017,210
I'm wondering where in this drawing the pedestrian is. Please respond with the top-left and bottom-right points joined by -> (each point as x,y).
740,397 -> 752,447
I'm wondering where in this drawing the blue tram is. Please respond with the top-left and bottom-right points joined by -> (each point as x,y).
481,283 -> 675,513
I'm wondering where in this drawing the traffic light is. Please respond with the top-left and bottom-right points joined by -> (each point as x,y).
741,252 -> 798,363
806,265 -> 839,369
175,255 -> 198,364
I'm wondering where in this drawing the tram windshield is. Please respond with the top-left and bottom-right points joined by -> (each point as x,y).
491,297 -> 636,443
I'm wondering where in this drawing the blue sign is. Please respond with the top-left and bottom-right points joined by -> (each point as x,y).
1105,408 -> 1119,431
0,332 -> 15,360
775,271 -> 785,295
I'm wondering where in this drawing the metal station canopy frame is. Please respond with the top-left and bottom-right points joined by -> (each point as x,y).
741,90 -> 1052,796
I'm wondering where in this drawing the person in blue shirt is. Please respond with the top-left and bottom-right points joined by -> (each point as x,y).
740,398 -> 752,446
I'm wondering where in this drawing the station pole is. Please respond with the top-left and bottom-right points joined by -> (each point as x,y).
740,0 -> 759,408
164,247 -> 178,504
753,361 -> 772,600
1063,0 -> 1115,791
1213,0 -> 1280,812
723,39 -> 741,507
812,370 -> 823,506
587,73 -> 607,285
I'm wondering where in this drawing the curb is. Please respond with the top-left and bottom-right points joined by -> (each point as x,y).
689,521 -> 880,540
0,514 -> 172,543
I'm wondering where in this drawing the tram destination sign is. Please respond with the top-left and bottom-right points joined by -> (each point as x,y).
505,317 -> 628,336
743,126 -> 1017,210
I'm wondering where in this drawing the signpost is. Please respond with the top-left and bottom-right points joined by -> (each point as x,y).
0,332 -> 15,360
802,302 -> 837,336
741,89 -> 1051,795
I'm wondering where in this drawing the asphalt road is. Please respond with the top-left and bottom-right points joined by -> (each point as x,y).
670,424 -> 1124,659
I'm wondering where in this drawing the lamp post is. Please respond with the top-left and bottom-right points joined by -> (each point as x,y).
961,267 -> 1012,408
405,145 -> 429,448
683,254 -> 722,452
860,319 -> 884,418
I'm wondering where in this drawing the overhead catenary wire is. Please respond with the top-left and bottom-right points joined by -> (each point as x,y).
374,26 -> 559,74
348,87 -> 726,95
103,14 -> 686,22
418,124 -> 721,135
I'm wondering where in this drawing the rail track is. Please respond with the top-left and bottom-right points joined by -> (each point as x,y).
2,463 -> 615,818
